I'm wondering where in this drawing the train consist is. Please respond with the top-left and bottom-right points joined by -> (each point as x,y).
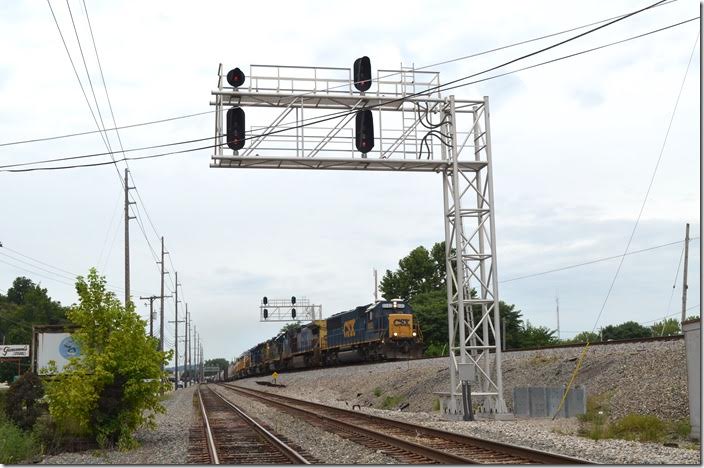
217,299 -> 423,381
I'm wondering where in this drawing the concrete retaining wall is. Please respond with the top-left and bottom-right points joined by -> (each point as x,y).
513,385 -> 586,418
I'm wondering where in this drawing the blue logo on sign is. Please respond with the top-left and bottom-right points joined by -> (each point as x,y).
59,336 -> 80,359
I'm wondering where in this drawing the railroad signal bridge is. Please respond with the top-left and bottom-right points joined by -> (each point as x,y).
210,60 -> 508,417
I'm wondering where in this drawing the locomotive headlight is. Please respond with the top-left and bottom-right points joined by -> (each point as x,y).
412,332 -> 417,337
393,332 -> 398,337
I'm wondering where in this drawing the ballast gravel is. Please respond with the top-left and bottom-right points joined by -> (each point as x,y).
232,338 -> 700,465
214,384 -> 398,464
40,385 -> 194,465
37,339 -> 701,464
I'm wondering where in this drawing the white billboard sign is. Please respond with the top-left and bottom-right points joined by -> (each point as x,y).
0,344 -> 29,358
36,332 -> 81,375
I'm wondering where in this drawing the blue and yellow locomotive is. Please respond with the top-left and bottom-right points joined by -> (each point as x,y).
226,299 -> 423,380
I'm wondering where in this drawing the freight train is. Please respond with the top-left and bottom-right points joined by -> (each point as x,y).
217,299 -> 423,381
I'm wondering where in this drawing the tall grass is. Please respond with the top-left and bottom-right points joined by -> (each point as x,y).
578,394 -> 693,444
0,418 -> 39,464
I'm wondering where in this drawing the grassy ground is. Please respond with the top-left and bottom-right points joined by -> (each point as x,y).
0,389 -> 40,464
577,393 -> 696,446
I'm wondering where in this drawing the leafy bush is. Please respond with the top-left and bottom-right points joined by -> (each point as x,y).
44,269 -> 172,449
373,387 -> 383,397
607,414 -> 666,442
0,418 -> 39,463
0,389 -> 6,417
5,372 -> 44,430
424,342 -> 447,357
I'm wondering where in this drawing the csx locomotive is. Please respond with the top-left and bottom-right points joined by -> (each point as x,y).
219,299 -> 423,380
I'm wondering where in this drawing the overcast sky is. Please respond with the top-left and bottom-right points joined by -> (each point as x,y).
0,0 -> 700,366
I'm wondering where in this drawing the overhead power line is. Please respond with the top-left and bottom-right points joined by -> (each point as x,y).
589,29 -> 699,333
81,0 -> 165,267
0,110 -> 214,148
1,15 -> 696,174
0,0 -> 680,150
501,237 -> 700,283
0,244 -> 152,295
48,0 -> 169,279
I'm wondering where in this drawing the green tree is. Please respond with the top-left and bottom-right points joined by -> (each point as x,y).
0,277 -> 69,383
568,331 -> 600,343
650,318 -> 681,336
279,322 -> 301,334
381,242 -> 523,352
379,244 -> 444,301
517,321 -> 558,348
410,289 -> 447,348
204,358 -> 229,371
43,269 -> 171,449
601,321 -> 652,340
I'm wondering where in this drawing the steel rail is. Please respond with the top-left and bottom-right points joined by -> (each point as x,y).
219,383 -> 475,464
208,386 -> 311,464
196,385 -> 220,464
221,384 -> 589,464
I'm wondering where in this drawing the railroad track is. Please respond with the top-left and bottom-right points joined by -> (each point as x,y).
216,334 -> 684,383
187,384 -> 313,464
220,383 -> 590,464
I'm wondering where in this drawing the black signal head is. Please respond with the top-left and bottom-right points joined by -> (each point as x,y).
226,67 -> 246,88
353,56 -> 371,92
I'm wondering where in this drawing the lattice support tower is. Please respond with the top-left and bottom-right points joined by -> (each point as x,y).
209,62 -> 508,416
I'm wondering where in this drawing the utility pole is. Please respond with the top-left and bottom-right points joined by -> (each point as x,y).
185,304 -> 190,386
158,237 -> 169,372
141,294 -> 172,339
171,272 -> 182,388
184,305 -> 188,385
373,268 -> 378,302
124,168 -> 136,307
197,335 -> 201,382
556,294 -> 560,340
192,325 -> 197,382
141,295 -> 157,337
681,223 -> 690,323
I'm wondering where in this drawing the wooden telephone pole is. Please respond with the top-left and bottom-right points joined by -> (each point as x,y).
124,168 -> 135,307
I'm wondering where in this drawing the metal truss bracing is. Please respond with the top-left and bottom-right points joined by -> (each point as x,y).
259,297 -> 322,322
210,63 -> 507,417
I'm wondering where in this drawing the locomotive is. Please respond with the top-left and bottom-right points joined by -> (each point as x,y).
220,299 -> 423,381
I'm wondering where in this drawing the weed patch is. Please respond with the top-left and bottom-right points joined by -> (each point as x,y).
606,414 -> 665,442
577,393 -> 610,440
373,387 -> 383,397
529,353 -> 558,366
578,395 -> 691,444
0,418 -> 39,463
380,395 -> 404,410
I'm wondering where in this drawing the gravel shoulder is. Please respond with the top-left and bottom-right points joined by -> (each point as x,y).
231,338 -> 700,465
40,386 -> 194,465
